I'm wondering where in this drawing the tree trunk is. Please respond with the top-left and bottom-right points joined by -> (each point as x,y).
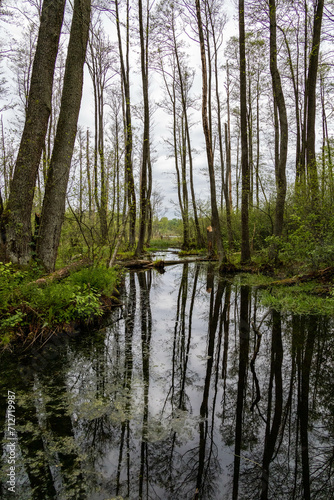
224,123 -> 234,250
181,116 -> 190,248
269,0 -> 288,247
3,0 -> 66,265
280,27 -> 302,186
135,0 -> 150,257
195,0 -> 225,264
247,58 -> 254,209
207,5 -> 234,251
306,0 -> 324,206
256,69 -> 260,208
86,129 -> 92,217
37,0 -> 91,272
226,62 -> 233,212
239,0 -> 251,263
115,0 -> 136,248
299,1 -> 309,184
173,92 -> 189,249
145,145 -> 153,247
173,21 -> 203,249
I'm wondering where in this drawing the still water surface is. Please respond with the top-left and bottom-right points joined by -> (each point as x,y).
0,261 -> 333,499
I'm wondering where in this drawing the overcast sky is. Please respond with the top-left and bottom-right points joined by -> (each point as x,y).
75,1 -> 239,218
1,0 -> 238,219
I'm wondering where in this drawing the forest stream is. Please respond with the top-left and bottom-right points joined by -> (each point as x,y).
0,257 -> 333,499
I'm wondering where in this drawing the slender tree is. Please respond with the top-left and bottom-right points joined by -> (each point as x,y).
206,0 -> 234,250
305,0 -> 324,205
37,0 -> 91,271
87,20 -> 113,243
269,0 -> 288,254
135,0 -> 151,257
115,0 -> 136,248
3,0 -> 66,264
195,0 -> 226,263
172,12 -> 203,249
239,0 -> 250,263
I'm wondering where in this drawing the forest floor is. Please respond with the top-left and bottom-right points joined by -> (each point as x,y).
0,262 -> 123,352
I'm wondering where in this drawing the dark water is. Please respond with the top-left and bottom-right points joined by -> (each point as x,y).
0,262 -> 334,499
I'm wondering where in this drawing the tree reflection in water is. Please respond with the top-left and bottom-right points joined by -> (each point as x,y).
0,262 -> 333,499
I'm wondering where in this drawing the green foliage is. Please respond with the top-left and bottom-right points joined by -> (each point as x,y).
178,248 -> 206,256
116,250 -> 136,260
70,286 -> 103,320
147,238 -> 182,250
236,273 -> 274,287
259,283 -> 334,316
157,217 -> 183,236
0,263 -> 121,347
67,266 -> 120,296
278,189 -> 334,269
0,262 -> 42,312
0,311 -> 26,346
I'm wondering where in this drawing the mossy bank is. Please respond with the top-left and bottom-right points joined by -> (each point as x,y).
0,262 -> 123,351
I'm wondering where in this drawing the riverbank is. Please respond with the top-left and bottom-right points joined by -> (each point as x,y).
1,257 -> 332,500
0,262 -> 123,351
1,250 -> 333,352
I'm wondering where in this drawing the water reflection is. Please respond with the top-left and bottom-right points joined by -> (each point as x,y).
0,263 -> 333,499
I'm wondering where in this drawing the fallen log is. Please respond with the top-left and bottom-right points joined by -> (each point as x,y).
31,258 -> 91,286
117,257 -> 214,270
116,259 -> 153,269
163,257 -> 214,266
257,266 -> 334,289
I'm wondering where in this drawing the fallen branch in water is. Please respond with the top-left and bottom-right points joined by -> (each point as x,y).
116,257 -> 215,270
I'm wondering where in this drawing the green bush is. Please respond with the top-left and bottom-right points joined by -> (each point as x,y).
0,263 -> 121,346
67,266 -> 120,296
259,283 -> 334,315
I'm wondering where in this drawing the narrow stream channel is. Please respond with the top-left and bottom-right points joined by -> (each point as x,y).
1,261 -> 333,499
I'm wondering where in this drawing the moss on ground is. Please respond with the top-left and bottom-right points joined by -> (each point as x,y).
0,262 -> 122,350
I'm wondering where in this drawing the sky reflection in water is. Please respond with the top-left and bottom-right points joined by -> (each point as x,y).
0,262 -> 334,499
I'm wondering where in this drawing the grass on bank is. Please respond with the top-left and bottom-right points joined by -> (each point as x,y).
235,269 -> 334,316
259,281 -> 334,316
0,262 -> 122,349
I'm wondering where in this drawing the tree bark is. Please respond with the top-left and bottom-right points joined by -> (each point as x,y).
280,27 -> 302,185
239,0 -> 251,263
306,0 -> 324,205
206,3 -> 234,251
195,0 -> 225,263
269,0 -> 288,247
115,0 -> 136,248
135,0 -> 150,257
37,0 -> 91,272
3,0 -> 66,265
173,21 -> 203,249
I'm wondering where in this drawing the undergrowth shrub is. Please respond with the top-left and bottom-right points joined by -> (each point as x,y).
67,266 -> 120,296
259,282 -> 334,315
282,196 -> 334,269
0,263 -> 121,346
